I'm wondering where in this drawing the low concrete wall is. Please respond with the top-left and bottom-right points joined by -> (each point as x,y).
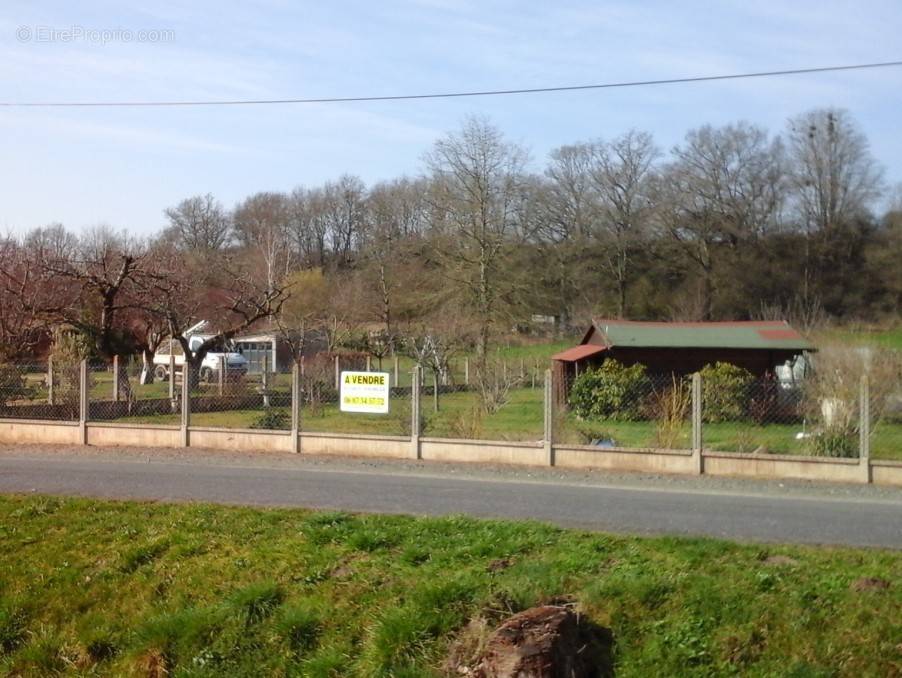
870,460 -> 902,487
420,437 -> 546,466
0,416 -> 899,487
702,450 -> 864,483
300,432 -> 409,459
190,427 -> 294,453
87,423 -> 182,448
555,445 -> 696,474
0,420 -> 81,445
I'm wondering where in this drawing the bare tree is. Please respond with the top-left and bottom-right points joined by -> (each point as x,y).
137,244 -> 289,383
656,122 -> 786,319
287,187 -> 329,268
164,194 -> 231,252
362,178 -> 430,342
0,236 -> 46,361
426,117 -> 529,367
322,175 -> 366,267
233,192 -> 291,293
787,109 -> 885,304
589,130 -> 660,317
787,108 -> 884,233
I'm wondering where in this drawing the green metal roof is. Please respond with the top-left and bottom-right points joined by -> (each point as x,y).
589,319 -> 815,351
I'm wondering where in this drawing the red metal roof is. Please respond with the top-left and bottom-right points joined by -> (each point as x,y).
551,344 -> 607,362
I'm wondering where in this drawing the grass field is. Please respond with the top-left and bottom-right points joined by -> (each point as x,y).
0,496 -> 899,677
819,326 -> 902,350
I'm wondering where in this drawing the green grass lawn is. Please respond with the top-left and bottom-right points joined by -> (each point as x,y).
819,325 -> 902,350
0,496 -> 899,677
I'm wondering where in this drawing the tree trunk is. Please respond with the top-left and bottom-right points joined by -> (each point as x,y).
140,348 -> 155,384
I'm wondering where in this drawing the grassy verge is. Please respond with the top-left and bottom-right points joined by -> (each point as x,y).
0,496 -> 899,676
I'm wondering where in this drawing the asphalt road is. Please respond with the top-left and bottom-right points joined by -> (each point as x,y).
2,451 -> 901,548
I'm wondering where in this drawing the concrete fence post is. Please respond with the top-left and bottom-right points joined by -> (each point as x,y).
180,365 -> 190,447
433,371 -> 439,412
168,354 -> 176,402
291,362 -> 301,454
334,355 -> 340,390
47,356 -> 55,406
691,372 -> 703,474
79,359 -> 88,444
543,369 -> 554,466
410,366 -> 421,459
218,355 -> 225,396
393,355 -> 399,386
859,374 -> 871,483
464,357 -> 469,386
262,353 -> 270,408
112,355 -> 120,402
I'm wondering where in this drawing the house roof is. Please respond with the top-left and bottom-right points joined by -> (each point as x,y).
584,319 -> 815,351
551,344 -> 607,362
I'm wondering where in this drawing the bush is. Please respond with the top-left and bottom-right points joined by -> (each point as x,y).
0,365 -> 33,406
809,429 -> 857,458
699,362 -> 754,423
249,408 -> 290,430
569,360 -> 650,421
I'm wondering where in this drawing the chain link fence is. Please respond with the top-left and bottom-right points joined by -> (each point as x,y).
187,359 -> 293,430
0,361 -> 79,421
554,369 -> 692,449
3,351 -> 899,462
87,359 -> 182,424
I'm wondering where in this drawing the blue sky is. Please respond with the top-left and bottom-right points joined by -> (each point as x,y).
2,0 -> 901,234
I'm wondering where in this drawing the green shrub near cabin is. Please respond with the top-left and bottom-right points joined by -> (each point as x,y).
569,360 -> 651,421
699,362 -> 755,423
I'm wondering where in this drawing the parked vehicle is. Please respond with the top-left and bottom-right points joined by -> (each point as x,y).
153,335 -> 248,383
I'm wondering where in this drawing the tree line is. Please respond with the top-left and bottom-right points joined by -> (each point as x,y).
1,106 -> 899,378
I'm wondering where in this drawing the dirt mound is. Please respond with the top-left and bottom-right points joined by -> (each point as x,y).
851,577 -> 890,592
455,605 -> 612,677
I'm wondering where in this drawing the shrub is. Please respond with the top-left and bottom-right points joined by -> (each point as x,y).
699,362 -> 754,423
809,429 -> 857,458
0,365 -> 33,407
569,360 -> 651,421
249,408 -> 290,430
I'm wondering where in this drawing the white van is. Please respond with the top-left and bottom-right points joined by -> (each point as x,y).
153,335 -> 248,383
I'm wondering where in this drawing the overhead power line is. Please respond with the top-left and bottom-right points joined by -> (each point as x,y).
2,60 -> 901,108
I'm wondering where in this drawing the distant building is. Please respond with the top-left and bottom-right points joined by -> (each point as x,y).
552,319 -> 814,385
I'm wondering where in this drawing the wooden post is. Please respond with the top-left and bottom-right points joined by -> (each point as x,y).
180,365 -> 190,447
334,355 -> 340,389
218,355 -> 225,396
859,375 -> 871,483
47,356 -> 54,405
112,355 -> 120,402
262,353 -> 270,408
543,369 -> 554,466
79,359 -> 88,444
366,355 -> 371,372
291,362 -> 301,454
520,358 -> 525,380
393,355 -> 399,387
691,372 -> 703,474
410,366 -> 421,459
464,357 -> 469,386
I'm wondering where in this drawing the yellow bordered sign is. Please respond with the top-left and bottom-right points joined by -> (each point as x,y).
339,371 -> 390,414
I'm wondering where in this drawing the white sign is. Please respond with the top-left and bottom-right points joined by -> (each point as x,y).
340,371 -> 390,414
